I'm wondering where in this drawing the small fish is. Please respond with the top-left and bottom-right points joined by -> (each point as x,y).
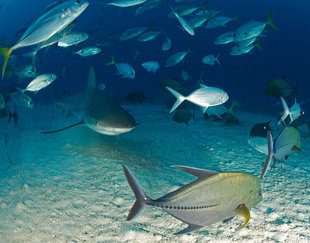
165,48 -> 192,68
250,121 -> 272,138
141,61 -> 160,73
14,65 -> 38,80
173,5 -> 199,17
75,47 -> 101,56
260,126 -> 302,180
8,92 -> 34,109
138,31 -> 161,42
265,77 -> 296,98
123,165 -> 262,234
230,44 -> 256,56
119,27 -> 147,41
162,34 -> 172,51
134,0 -> 160,16
166,84 -> 229,113
106,0 -> 147,7
188,16 -> 208,29
214,32 -> 235,45
106,55 -> 135,79
58,31 -> 89,47
278,97 -> 302,125
181,70 -> 191,81
205,15 -> 239,28
173,107 -> 192,125
170,6 -> 195,36
17,73 -> 57,93
202,53 -> 220,65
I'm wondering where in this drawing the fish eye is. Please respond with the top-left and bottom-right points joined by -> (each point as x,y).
29,101 -> 33,105
257,191 -> 262,197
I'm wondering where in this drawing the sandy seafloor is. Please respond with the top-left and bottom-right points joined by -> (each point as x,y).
0,104 -> 309,243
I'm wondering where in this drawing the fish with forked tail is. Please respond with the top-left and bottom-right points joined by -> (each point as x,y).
123,165 -> 262,234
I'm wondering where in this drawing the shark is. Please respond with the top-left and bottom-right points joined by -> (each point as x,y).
41,66 -> 137,136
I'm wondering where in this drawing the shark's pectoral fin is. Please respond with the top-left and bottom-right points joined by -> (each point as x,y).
174,223 -> 203,235
235,204 -> 250,229
40,121 -> 84,134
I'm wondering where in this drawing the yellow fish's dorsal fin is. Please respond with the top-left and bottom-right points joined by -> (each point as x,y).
235,204 -> 250,229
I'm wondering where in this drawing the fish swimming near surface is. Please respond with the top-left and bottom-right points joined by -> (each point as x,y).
106,55 -> 135,79
260,124 -> 302,180
41,66 -> 136,136
123,165 -> 262,234
166,84 -> 229,113
0,0 -> 89,78
265,77 -> 296,98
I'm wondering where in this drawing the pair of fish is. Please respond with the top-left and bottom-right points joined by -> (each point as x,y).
41,66 -> 136,136
166,84 -> 229,113
0,0 -> 89,78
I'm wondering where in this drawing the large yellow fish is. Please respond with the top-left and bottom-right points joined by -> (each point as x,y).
123,165 -> 262,234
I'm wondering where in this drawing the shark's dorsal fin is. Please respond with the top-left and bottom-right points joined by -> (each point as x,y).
171,165 -> 218,180
40,121 -> 84,134
87,66 -> 96,89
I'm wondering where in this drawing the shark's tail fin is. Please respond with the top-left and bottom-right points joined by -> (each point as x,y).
166,86 -> 186,113
260,130 -> 274,180
278,97 -> 291,124
122,165 -> 152,221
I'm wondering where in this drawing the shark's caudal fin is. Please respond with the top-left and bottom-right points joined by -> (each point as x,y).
278,97 -> 291,124
0,47 -> 13,79
122,165 -> 152,221
87,65 -> 96,89
40,121 -> 84,134
166,86 -> 186,113
260,130 -> 274,180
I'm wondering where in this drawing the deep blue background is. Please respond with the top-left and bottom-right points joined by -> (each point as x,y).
0,0 -> 309,113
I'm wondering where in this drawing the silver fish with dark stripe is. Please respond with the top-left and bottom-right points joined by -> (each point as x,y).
123,165 -> 262,234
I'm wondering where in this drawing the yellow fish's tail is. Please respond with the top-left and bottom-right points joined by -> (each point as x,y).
0,47 -> 12,79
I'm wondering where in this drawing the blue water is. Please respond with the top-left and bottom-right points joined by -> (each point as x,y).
0,0 -> 310,241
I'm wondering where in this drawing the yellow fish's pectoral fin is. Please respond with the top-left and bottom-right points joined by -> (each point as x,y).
0,47 -> 13,79
292,145 -> 302,153
235,204 -> 250,229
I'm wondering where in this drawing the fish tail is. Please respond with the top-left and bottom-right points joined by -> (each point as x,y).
202,1 -> 208,9
15,87 -> 25,94
255,39 -> 263,51
215,52 -> 221,65
0,47 -> 13,79
229,101 -> 239,118
122,165 -> 151,221
260,130 -> 274,180
278,97 -> 290,124
234,13 -> 241,24
105,55 -> 115,65
268,10 -> 278,31
166,86 -> 186,113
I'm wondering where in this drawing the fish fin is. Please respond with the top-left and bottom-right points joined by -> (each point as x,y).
255,39 -> 263,51
171,165 -> 218,180
166,87 -> 186,113
201,105 -> 209,113
260,130 -> 274,180
272,158 -> 278,168
229,101 -> 239,118
0,47 -> 13,79
235,204 -> 250,229
215,52 -> 221,65
174,223 -> 203,235
267,10 -> 278,31
292,145 -> 302,152
40,120 -> 84,134
122,165 -> 151,221
223,216 -> 234,223
234,13 -> 241,23
200,84 -> 208,88
87,65 -> 96,89
16,87 -> 25,94
105,55 -> 115,65
278,97 -> 290,125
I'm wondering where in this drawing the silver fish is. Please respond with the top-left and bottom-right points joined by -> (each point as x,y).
123,165 -> 262,234
18,73 -> 57,93
58,31 -> 89,47
75,47 -> 101,56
